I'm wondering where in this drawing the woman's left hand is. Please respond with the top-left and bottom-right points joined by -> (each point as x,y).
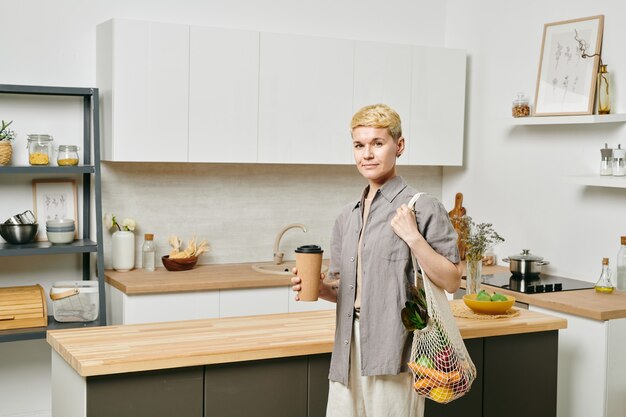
390,204 -> 422,245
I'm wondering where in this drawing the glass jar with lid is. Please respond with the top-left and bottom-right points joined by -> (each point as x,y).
56,145 -> 80,166
512,92 -> 530,117
26,134 -> 54,165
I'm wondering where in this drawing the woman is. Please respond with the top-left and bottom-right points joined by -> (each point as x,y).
291,104 -> 461,417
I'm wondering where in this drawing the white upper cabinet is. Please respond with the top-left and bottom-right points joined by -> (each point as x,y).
97,19 -> 466,166
258,33 -> 354,164
353,41 -> 413,166
97,19 -> 190,162
188,26 -> 259,163
409,46 -> 466,166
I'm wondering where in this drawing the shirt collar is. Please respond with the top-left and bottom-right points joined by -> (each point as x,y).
351,176 -> 408,211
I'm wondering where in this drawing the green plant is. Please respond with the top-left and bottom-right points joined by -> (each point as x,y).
104,213 -> 136,232
455,216 -> 504,262
0,120 -> 15,142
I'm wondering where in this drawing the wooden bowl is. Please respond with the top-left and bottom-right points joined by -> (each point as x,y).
161,255 -> 198,271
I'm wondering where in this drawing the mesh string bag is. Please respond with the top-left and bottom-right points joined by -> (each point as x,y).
407,193 -> 476,404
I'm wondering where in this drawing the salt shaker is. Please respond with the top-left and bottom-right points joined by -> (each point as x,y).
613,144 -> 626,177
600,143 -> 613,176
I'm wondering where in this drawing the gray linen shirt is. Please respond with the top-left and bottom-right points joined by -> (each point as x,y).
328,176 -> 460,385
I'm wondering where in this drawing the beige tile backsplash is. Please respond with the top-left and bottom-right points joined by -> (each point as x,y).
101,162 -> 442,268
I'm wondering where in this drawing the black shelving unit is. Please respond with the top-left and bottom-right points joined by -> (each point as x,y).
0,84 -> 106,343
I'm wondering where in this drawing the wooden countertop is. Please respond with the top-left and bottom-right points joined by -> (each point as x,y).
107,262 -> 626,320
47,306 -> 566,377
105,262 -> 294,294
466,264 -> 626,321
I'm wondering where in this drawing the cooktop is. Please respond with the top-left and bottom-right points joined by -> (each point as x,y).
478,272 -> 595,294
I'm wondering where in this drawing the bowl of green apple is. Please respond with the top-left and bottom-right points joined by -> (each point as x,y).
463,290 -> 515,314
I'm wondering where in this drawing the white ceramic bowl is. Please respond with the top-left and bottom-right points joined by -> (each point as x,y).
47,230 -> 75,244
46,218 -> 75,228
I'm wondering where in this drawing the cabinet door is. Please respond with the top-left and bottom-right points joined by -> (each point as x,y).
353,41 -> 412,166
87,367 -> 204,417
97,19 -> 189,162
409,47 -> 466,166
219,287 -> 289,318
205,357 -> 308,417
120,290 -> 220,324
189,26 -> 259,163
258,33 -> 354,164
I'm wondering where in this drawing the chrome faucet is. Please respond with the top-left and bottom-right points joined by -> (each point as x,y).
273,223 -> 307,264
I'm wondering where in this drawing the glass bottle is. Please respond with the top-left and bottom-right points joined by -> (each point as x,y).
57,145 -> 80,166
617,236 -> 626,291
142,233 -> 156,272
26,134 -> 54,165
594,257 -> 614,294
597,64 -> 610,115
613,144 -> 626,177
600,143 -> 613,176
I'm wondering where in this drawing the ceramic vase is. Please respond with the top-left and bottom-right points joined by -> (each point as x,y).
112,230 -> 135,272
466,259 -> 482,295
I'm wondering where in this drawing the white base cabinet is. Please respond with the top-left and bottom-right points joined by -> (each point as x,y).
529,305 -> 626,417
107,283 -> 335,324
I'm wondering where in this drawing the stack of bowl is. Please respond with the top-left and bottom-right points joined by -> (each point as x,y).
46,219 -> 75,244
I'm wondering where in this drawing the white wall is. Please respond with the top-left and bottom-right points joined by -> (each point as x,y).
0,1 -> 447,416
442,1 -> 626,282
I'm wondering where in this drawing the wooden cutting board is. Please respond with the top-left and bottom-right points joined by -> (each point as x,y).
448,192 -> 466,260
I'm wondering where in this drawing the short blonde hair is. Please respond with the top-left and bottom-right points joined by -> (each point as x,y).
350,104 -> 402,140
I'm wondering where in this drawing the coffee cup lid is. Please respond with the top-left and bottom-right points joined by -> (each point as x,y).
295,244 -> 323,254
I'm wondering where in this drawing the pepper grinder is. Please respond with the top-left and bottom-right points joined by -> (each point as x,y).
613,144 -> 626,177
600,143 -> 613,176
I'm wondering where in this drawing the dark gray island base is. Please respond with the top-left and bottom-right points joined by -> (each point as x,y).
82,331 -> 558,417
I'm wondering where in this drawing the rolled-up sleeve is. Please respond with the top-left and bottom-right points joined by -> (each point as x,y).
414,196 -> 460,264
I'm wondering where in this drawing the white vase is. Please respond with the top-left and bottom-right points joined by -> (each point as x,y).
112,230 -> 135,272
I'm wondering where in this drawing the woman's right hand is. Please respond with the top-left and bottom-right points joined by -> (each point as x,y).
291,267 -> 335,302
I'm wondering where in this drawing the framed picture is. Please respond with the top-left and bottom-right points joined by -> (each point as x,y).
534,15 -> 604,116
32,179 -> 78,241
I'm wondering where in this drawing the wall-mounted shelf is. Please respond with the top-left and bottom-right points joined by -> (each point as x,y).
563,175 -> 626,189
512,114 -> 626,125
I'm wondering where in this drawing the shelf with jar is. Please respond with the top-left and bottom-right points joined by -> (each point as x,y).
512,113 -> 626,125
563,143 -> 626,188
0,83 -> 107,343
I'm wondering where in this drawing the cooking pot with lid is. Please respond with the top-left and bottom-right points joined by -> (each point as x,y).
502,249 -> 550,276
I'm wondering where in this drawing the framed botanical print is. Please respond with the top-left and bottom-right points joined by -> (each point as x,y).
32,179 -> 78,241
534,15 -> 604,116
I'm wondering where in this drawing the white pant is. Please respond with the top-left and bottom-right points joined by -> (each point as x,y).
326,317 -> 425,417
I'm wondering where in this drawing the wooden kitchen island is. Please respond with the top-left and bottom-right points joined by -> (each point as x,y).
48,307 -> 566,417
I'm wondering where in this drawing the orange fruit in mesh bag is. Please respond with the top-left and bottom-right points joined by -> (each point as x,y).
430,386 -> 455,403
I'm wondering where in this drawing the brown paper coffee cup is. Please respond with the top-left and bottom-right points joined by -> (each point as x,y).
295,245 -> 324,301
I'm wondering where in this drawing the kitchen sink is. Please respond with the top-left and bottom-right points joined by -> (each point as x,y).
251,261 -> 329,276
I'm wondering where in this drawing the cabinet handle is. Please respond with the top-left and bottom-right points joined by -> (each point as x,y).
0,316 -> 15,321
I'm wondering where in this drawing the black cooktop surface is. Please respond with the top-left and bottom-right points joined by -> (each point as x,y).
479,272 -> 595,294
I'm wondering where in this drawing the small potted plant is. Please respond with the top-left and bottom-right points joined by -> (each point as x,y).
456,216 -> 504,295
0,120 -> 16,166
